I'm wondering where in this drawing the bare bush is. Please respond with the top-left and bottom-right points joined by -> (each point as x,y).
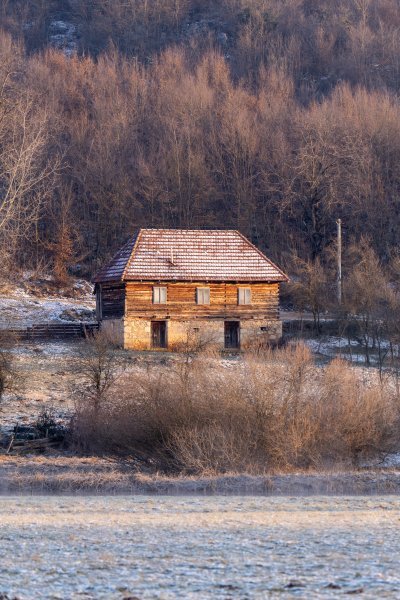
0,330 -> 19,404
341,239 -> 392,367
71,331 -> 128,449
72,344 -> 400,472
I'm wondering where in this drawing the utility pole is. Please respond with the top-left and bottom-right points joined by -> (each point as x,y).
337,218 -> 342,305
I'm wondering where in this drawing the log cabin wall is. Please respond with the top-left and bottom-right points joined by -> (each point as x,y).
100,318 -> 125,346
98,283 -> 126,320
124,281 -> 280,320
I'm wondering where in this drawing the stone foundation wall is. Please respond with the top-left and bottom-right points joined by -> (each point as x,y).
123,318 -> 282,351
167,320 -> 224,351
124,319 -> 152,351
240,319 -> 283,349
100,319 -> 125,347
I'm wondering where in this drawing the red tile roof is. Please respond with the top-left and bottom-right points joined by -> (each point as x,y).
93,229 -> 288,283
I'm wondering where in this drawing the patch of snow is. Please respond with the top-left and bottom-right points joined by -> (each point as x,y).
0,296 -> 95,328
381,453 -> 400,467
347,354 -> 369,363
360,452 -> 400,469
49,20 -> 78,57
10,341 -> 82,358
0,279 -> 95,328
303,336 -> 385,365
22,271 -> 54,282
304,336 -> 353,356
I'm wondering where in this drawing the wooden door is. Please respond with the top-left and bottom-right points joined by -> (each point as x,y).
224,321 -> 240,349
152,321 -> 167,349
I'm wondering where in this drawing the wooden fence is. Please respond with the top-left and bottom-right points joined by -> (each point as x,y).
2,321 -> 99,342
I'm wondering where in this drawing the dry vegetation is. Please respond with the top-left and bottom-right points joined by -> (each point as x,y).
2,455 -> 400,494
71,343 -> 400,474
1,1 -> 400,280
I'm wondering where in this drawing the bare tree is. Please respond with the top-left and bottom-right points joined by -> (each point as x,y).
73,331 -> 126,414
289,256 -> 331,334
342,239 -> 390,366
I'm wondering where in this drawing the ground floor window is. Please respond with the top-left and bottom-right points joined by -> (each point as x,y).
151,321 -> 167,349
224,321 -> 240,349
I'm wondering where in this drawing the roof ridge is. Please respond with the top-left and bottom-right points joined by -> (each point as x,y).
138,228 -> 241,233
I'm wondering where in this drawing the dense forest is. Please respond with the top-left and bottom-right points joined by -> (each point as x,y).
1,0 -> 400,280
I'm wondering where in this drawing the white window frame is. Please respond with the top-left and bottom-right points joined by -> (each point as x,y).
153,286 -> 167,304
238,287 -> 252,305
196,287 -> 210,305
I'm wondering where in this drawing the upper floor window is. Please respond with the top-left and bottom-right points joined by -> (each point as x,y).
153,286 -> 167,304
238,287 -> 251,305
196,287 -> 210,305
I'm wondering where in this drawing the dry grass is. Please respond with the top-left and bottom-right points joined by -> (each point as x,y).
0,455 -> 132,493
71,344 -> 400,474
1,455 -> 400,495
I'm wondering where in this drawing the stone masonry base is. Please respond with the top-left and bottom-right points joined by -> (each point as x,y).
101,318 -> 283,351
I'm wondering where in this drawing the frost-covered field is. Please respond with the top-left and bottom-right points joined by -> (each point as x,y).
1,496 -> 400,599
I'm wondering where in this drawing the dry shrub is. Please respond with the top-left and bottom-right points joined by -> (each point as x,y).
72,344 -> 400,473
0,330 -> 19,403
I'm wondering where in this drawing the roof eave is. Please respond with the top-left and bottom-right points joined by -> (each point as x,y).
122,276 -> 289,283
234,230 -> 289,282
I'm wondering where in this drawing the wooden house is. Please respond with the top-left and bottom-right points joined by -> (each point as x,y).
92,229 -> 288,351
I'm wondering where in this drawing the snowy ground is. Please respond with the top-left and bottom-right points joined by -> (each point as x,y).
0,341 -> 82,435
0,277 -> 95,328
303,335 -> 399,368
0,277 -> 96,432
49,20 -> 78,56
304,336 -> 365,362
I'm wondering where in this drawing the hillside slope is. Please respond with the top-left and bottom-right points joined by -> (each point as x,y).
0,277 -> 95,328
1,1 -> 400,279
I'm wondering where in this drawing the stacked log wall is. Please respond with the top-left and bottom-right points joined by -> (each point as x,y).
124,281 -> 280,320
99,283 -> 126,320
